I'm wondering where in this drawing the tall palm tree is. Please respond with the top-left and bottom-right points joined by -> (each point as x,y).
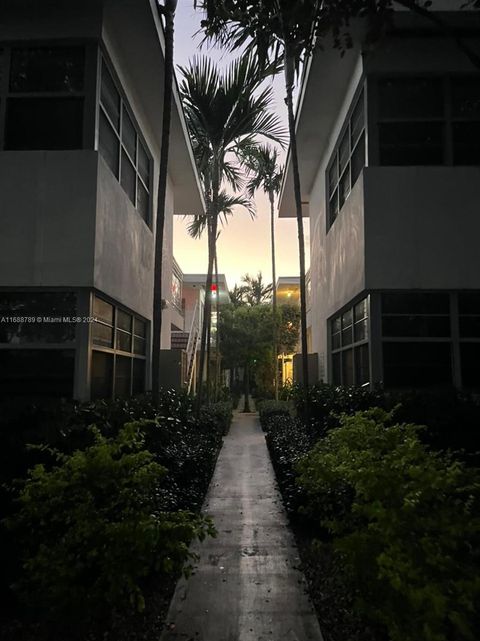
242,144 -> 283,399
179,55 -> 285,412
152,0 -> 178,405
195,0 -> 323,391
186,190 -> 255,401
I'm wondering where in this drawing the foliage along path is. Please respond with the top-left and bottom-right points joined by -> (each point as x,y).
160,402 -> 324,641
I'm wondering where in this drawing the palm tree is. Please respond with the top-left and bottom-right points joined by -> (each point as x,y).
152,0 -> 178,405
242,144 -> 283,399
194,0 -> 323,391
241,272 -> 273,307
186,190 -> 255,401
179,55 -> 285,412
229,284 -> 247,308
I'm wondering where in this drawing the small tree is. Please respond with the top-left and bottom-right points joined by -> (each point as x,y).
219,304 -> 273,411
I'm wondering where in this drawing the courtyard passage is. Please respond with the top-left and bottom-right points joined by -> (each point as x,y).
160,408 -> 324,641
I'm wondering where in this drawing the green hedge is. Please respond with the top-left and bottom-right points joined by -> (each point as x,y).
6,423 -> 214,625
297,408 -> 480,641
0,390 -> 231,632
257,400 -> 292,427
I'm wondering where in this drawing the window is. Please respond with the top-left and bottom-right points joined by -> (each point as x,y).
381,292 -> 453,389
91,295 -> 147,399
459,292 -> 480,338
98,60 -> 151,223
383,342 -> 452,388
330,296 -> 369,386
0,349 -> 75,398
458,293 -> 480,391
0,292 -> 76,343
376,76 -> 480,167
2,46 -> 85,150
382,292 -> 450,338
327,89 -> 365,228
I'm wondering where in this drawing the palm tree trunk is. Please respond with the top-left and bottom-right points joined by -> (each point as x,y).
269,189 -> 279,401
284,50 -> 309,391
152,1 -> 177,405
196,156 -> 220,414
214,248 -> 220,402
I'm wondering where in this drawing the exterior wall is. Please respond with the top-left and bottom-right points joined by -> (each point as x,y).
94,157 -> 154,320
364,167 -> 480,291
0,151 -> 98,287
0,1 -> 202,399
308,54 -> 365,381
0,0 -> 102,41
307,25 -> 480,385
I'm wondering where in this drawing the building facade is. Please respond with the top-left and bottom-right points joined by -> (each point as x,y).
0,0 -> 204,399
279,6 -> 480,390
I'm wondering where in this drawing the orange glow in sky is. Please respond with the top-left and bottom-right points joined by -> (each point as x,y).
173,1 -> 310,291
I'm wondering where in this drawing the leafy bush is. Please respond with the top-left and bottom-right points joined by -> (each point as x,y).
387,389 -> 480,464
5,422 -> 214,625
297,409 -> 480,641
257,400 -> 292,427
288,383 -> 385,429
263,415 -> 319,516
201,401 -> 233,435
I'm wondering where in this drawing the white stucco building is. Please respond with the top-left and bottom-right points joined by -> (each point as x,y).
0,0 -> 204,399
279,4 -> 480,390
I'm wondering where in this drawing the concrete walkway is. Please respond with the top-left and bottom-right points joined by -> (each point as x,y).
160,411 -> 324,641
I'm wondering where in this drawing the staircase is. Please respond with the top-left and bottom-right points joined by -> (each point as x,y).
185,299 -> 201,394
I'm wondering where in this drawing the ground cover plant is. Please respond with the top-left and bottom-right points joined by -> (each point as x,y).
0,391 -> 231,641
263,384 -> 480,641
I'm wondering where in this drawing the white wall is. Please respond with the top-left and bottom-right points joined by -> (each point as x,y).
308,55 -> 365,379
364,167 -> 480,290
0,151 -> 98,286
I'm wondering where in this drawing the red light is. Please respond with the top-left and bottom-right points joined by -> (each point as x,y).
211,284 -> 217,292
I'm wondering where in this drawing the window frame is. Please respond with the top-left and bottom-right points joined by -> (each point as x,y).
371,73 -> 480,168
97,52 -> 153,228
90,293 -> 148,399
0,40 -> 97,151
330,295 -> 370,387
326,82 -> 367,231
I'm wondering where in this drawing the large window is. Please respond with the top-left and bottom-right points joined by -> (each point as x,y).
331,297 -> 369,387
0,349 -> 75,398
0,45 -> 85,150
98,59 -> 152,224
327,88 -> 366,229
376,76 -> 480,166
91,295 -> 147,399
381,292 -> 453,388
0,291 -> 76,343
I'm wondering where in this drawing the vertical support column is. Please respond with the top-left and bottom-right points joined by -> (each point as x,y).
369,291 -> 383,389
73,289 -> 92,401
450,292 -> 462,389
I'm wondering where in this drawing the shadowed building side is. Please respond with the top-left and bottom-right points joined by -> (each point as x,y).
0,0 -> 204,400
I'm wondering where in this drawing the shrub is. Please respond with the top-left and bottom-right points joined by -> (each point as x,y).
5,422 -> 214,625
200,401 -> 233,436
257,400 -> 292,427
297,409 -> 480,641
264,415 -> 319,516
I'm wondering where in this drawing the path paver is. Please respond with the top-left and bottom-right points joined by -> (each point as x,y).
160,412 -> 324,641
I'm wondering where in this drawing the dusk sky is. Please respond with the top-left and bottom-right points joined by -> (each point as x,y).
172,1 -> 310,291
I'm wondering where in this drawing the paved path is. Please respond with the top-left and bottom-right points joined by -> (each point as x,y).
160,412 -> 324,641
